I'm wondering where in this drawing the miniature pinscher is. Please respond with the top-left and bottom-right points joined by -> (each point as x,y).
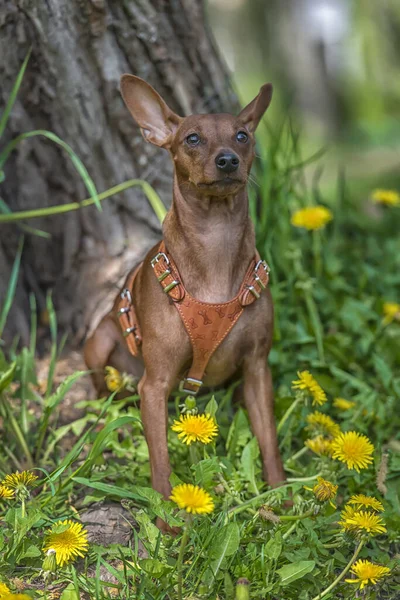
84,75 -> 285,530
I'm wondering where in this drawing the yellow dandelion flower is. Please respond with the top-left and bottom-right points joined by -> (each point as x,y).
304,435 -> 334,457
43,520 -> 89,567
333,397 -> 355,411
0,587 -> 32,600
311,477 -> 338,506
306,411 -> 341,438
348,494 -> 384,512
331,431 -> 374,472
339,504 -> 358,523
170,483 -> 214,515
345,559 -> 390,590
0,595 -> 32,600
1,471 -> 38,490
292,371 -> 327,406
0,583 -> 11,595
171,413 -> 218,445
291,206 -> 333,230
371,189 -> 400,206
104,366 -> 123,392
0,485 -> 15,499
382,302 -> 400,325
340,510 -> 386,536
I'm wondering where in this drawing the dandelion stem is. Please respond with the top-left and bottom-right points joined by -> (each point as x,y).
0,396 -> 33,468
312,230 -> 322,277
227,474 -> 321,519
279,508 -> 314,521
310,540 -> 364,600
282,521 -> 297,540
286,446 -> 308,464
177,520 -> 190,600
277,395 -> 303,433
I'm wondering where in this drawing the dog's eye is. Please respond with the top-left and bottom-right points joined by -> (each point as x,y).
236,131 -> 248,143
186,133 -> 200,146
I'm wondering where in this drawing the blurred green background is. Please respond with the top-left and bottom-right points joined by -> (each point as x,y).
207,0 -> 400,199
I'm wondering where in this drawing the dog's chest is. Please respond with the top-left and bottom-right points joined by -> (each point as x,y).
163,293 -> 272,388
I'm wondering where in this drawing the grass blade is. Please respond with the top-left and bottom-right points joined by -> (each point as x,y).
0,178 -> 167,224
0,197 -> 50,238
0,130 -> 101,211
0,236 -> 24,339
0,48 -> 31,139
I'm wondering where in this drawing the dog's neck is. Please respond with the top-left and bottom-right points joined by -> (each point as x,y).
162,174 -> 255,303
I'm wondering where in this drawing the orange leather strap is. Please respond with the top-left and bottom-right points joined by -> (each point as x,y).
151,241 -> 270,395
115,263 -> 143,356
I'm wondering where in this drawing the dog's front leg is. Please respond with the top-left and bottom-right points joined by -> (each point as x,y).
139,370 -> 172,498
243,356 -> 286,487
138,368 -> 177,532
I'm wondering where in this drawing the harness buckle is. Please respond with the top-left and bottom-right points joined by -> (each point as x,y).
121,288 -> 132,303
247,285 -> 261,299
254,259 -> 270,290
179,377 -> 203,395
123,326 -> 137,337
151,252 -> 170,268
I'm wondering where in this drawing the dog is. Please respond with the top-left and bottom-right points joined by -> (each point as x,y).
84,75 -> 285,530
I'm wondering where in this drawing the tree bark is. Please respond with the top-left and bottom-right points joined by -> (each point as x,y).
0,0 -> 236,347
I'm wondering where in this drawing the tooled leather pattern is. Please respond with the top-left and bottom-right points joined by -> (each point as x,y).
153,241 -> 270,392
115,242 -> 270,391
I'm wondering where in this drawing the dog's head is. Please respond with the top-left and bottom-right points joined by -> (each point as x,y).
120,75 -> 272,198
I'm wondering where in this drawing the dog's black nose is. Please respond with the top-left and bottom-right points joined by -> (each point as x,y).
215,152 -> 240,173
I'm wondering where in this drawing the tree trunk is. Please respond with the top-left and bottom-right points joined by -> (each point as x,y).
0,0 -> 236,348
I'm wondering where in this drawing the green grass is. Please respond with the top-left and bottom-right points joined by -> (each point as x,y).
0,59 -> 400,600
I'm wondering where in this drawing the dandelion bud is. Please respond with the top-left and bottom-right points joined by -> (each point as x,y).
259,505 -> 280,524
42,548 -> 57,579
214,483 -> 225,496
185,396 -> 197,411
235,578 -> 250,600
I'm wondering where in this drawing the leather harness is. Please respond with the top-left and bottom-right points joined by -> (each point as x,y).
116,241 -> 270,395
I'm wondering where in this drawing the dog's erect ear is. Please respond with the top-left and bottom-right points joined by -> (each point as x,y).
120,74 -> 182,148
238,83 -> 273,133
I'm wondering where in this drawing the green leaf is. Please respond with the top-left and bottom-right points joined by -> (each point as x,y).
194,457 -> 222,488
277,560 -> 315,586
140,558 -> 172,577
227,408 -> 250,458
20,544 -> 41,559
224,572 -> 235,599
372,354 -> 392,390
60,583 -> 80,600
72,477 -> 145,502
241,436 -> 260,494
0,48 -> 31,138
0,361 -> 16,393
135,510 -> 161,553
45,370 -> 88,409
264,531 -> 282,561
209,523 -> 240,579
85,415 -> 140,467
205,395 -> 218,417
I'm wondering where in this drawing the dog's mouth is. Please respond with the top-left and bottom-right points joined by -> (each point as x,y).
197,177 -> 245,188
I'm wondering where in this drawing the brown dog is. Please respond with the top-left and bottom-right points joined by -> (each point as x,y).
84,75 -> 285,526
